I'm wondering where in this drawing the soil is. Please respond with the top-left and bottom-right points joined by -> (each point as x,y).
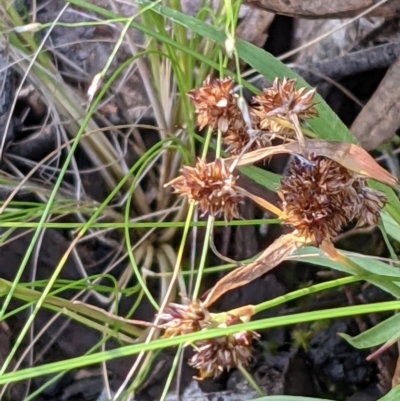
1,1 -> 399,401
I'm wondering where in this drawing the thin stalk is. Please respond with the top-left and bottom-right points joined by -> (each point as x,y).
238,365 -> 264,397
253,275 -> 368,314
114,203 -> 195,398
159,345 -> 184,401
192,215 -> 214,300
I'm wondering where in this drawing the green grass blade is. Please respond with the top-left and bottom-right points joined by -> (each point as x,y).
3,300 -> 400,384
377,386 -> 400,401
238,166 -> 280,192
340,313 -> 400,349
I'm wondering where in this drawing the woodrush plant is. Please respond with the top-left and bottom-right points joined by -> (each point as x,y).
162,75 -> 396,379
1,0 -> 400,400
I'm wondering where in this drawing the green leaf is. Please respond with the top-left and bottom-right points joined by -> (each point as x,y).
0,279 -> 142,338
238,166 -> 280,192
251,398 -> 333,401
378,386 -> 400,401
370,181 -> 400,227
382,211 -> 400,243
297,247 -> 400,279
296,247 -> 400,298
340,313 -> 400,349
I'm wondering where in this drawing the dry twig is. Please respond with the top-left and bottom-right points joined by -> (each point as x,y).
351,55 -> 400,150
244,0 -> 400,19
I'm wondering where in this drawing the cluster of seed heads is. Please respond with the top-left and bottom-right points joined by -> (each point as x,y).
280,155 -> 386,245
168,76 -> 386,237
158,302 -> 258,379
163,76 -> 387,380
188,76 -> 316,156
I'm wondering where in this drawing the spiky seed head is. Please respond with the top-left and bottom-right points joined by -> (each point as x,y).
188,77 -> 242,133
167,158 -> 242,221
158,300 -> 210,338
280,155 -> 386,245
353,182 -> 387,227
252,78 -> 317,136
222,126 -> 272,156
189,315 -> 259,379
253,77 -> 317,119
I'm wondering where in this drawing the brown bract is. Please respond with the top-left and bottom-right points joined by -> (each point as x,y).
188,77 -> 242,133
166,158 -> 242,221
158,301 -> 210,338
280,155 -> 386,245
189,316 -> 259,379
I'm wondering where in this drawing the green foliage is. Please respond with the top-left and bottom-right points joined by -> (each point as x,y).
1,0 -> 400,400
340,313 -> 400,349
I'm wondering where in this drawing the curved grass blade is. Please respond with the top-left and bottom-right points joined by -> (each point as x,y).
340,313 -> 400,349
3,300 -> 400,385
377,386 -> 400,401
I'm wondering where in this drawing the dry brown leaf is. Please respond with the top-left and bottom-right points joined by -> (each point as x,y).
351,56 -> 400,151
202,233 -> 302,307
230,140 -> 398,187
312,141 -> 398,187
226,142 -> 299,166
244,0 -> 400,19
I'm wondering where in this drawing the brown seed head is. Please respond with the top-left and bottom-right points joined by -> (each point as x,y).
158,300 -> 210,338
253,77 -> 317,119
280,155 -> 386,245
222,128 -> 272,156
189,315 -> 259,379
353,182 -> 387,227
168,158 -> 242,221
252,78 -> 317,135
222,110 -> 272,156
188,77 -> 242,133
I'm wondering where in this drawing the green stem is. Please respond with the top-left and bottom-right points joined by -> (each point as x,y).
4,300 -> 400,384
253,275 -> 368,314
192,216 -> 214,300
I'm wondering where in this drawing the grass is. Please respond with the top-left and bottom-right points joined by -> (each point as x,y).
0,0 -> 399,400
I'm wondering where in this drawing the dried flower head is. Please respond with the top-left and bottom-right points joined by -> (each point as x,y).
252,78 -> 317,141
222,126 -> 272,156
254,113 -> 295,136
280,155 -> 386,245
188,77 -> 242,133
253,77 -> 317,120
167,158 -> 242,221
353,182 -> 387,227
189,316 -> 259,379
158,300 -> 210,338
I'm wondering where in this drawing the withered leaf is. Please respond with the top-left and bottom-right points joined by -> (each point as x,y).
310,141 -> 398,187
244,0 -> 400,19
230,140 -> 398,188
202,233 -> 302,307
